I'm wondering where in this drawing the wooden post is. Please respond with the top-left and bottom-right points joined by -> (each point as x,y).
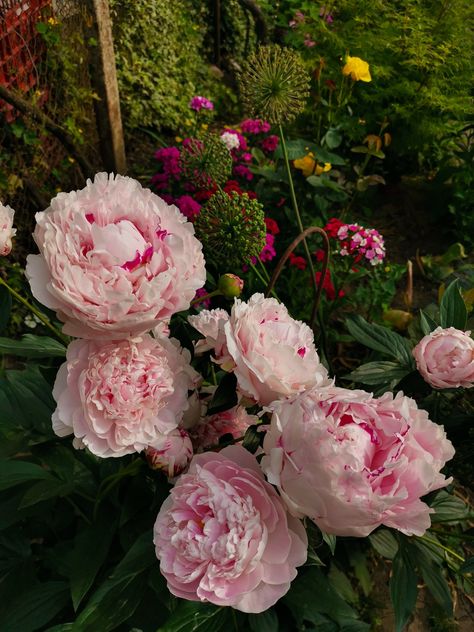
87,0 -> 126,174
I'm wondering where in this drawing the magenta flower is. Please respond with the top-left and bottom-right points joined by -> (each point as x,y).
189,96 -> 214,111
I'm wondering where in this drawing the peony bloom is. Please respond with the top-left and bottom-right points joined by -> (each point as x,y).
190,405 -> 256,451
413,327 -> 474,389
0,202 -> 16,256
145,428 -> 193,477
52,335 -> 199,458
200,293 -> 329,405
262,386 -> 455,537
154,445 -> 307,612
26,173 -> 206,338
342,56 -> 371,82
188,307 -> 231,364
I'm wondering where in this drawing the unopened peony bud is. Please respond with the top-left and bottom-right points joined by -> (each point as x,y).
145,428 -> 193,477
218,274 -> 244,299
0,203 -> 16,256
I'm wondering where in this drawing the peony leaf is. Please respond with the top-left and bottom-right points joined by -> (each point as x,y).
458,557 -> 474,575
0,581 -> 70,632
206,372 -> 238,415
390,549 -> 418,632
439,279 -> 467,330
0,286 -> 12,332
419,309 -> 438,335
0,334 -> 66,358
344,361 -> 411,386
0,459 -> 52,492
415,547 -> 452,615
157,602 -> 229,632
429,490 -> 469,523
369,529 -> 398,560
248,610 -> 278,632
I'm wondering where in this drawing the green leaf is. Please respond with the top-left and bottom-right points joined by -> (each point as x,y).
0,286 -> 12,332
248,610 -> 278,632
0,459 -> 52,491
242,424 -> 261,454
458,557 -> 474,575
0,581 -> 69,632
416,548 -> 452,615
206,372 -> 238,415
344,361 -> 411,386
0,334 -> 66,358
419,310 -> 438,335
369,529 -> 398,559
322,532 -> 337,555
345,315 -> 414,367
323,129 -> 342,149
18,478 -> 73,509
390,549 -> 418,632
69,513 -> 117,610
429,490 -> 469,522
439,279 -> 467,330
157,602 -> 229,632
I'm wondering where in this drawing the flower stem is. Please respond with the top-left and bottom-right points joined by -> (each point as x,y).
418,534 -> 465,564
250,262 -> 279,300
0,276 -> 68,344
190,289 -> 220,307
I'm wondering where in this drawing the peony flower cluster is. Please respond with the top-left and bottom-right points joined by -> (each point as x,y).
189,293 -> 330,405
0,202 -> 16,256
26,173 -> 206,338
154,446 -> 308,612
52,335 -> 198,458
413,326 -> 474,389
262,386 -> 454,537
323,217 -> 385,265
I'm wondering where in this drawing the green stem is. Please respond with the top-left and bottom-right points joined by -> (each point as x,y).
0,276 -> 68,344
257,257 -> 271,282
419,535 -> 465,563
250,262 -> 278,300
190,289 -> 220,307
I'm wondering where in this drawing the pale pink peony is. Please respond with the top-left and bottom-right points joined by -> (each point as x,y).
188,308 -> 232,365
153,445 -> 307,612
26,173 -> 206,338
0,202 -> 16,256
223,293 -> 329,405
262,386 -> 455,537
190,405 -> 257,451
145,428 -> 193,477
413,326 -> 474,389
52,334 -> 199,457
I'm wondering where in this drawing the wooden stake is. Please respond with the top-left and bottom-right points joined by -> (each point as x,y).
87,0 -> 126,174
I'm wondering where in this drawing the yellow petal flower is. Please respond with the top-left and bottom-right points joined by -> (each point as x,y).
322,162 -> 332,172
294,152 -> 316,177
342,56 -> 371,82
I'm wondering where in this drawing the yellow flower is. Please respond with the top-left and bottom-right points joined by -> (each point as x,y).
201,123 -> 208,131
47,17 -> 58,26
294,153 -> 331,177
317,162 -> 332,174
342,56 -> 371,82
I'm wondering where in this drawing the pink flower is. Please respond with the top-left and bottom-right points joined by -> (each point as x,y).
145,428 -> 193,477
174,195 -> 201,221
52,335 -> 199,457
257,233 -> 276,263
0,202 -> 16,256
26,173 -> 206,338
261,135 -> 279,153
153,445 -> 307,612
262,386 -> 455,537
234,164 -> 254,181
190,405 -> 257,451
413,326 -> 474,389
188,308 -> 231,364
240,119 -> 271,135
222,293 -> 329,405
189,96 -> 214,111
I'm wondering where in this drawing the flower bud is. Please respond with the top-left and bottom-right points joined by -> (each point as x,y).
218,274 -> 244,299
145,428 -> 193,478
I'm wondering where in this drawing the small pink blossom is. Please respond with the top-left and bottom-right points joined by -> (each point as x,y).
413,326 -> 474,389
220,131 -> 241,151
240,119 -> 271,135
154,445 -> 307,612
189,96 -> 214,111
190,405 -> 257,451
145,428 -> 193,477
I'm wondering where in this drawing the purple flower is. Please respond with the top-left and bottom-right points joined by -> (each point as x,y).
174,195 -> 201,221
240,118 -> 271,135
189,96 -> 214,111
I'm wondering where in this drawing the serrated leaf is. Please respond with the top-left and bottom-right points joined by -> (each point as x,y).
0,459 -> 52,491
0,581 -> 69,632
0,334 -> 66,358
439,279 -> 467,329
369,529 -> 398,559
419,310 -> 438,335
390,548 -> 418,632
344,361 -> 411,385
345,315 -> 415,367
157,602 -> 229,632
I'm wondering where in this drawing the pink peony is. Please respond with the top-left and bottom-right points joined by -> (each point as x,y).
145,428 -> 193,477
52,335 -> 199,457
223,293 -> 329,405
413,326 -> 474,389
0,202 -> 16,256
26,173 -> 206,338
188,308 -> 231,363
153,445 -> 307,612
190,405 -> 257,451
262,386 -> 455,537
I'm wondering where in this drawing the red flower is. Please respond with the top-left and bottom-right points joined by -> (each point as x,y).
323,217 -> 344,238
315,269 -> 344,301
289,252 -> 307,271
264,217 -> 280,235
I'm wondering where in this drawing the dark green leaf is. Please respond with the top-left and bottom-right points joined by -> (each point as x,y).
0,286 -> 12,332
0,459 -> 52,491
322,532 -> 337,555
390,549 -> 418,632
242,424 -> 261,454
0,581 -> 69,632
439,280 -> 467,330
0,334 -> 66,358
207,372 -> 238,415
369,529 -> 398,559
323,129 -> 342,149
419,310 -> 438,336
429,490 -> 469,522
248,609 -> 278,632
345,315 -> 414,367
458,557 -> 474,575
19,478 -> 73,508
344,361 -> 411,386
328,565 -> 358,605
70,513 -> 117,610
157,602 -> 229,632
416,548 -> 452,615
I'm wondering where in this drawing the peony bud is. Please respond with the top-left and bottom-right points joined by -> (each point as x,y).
145,428 -> 193,477
218,273 -> 244,299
